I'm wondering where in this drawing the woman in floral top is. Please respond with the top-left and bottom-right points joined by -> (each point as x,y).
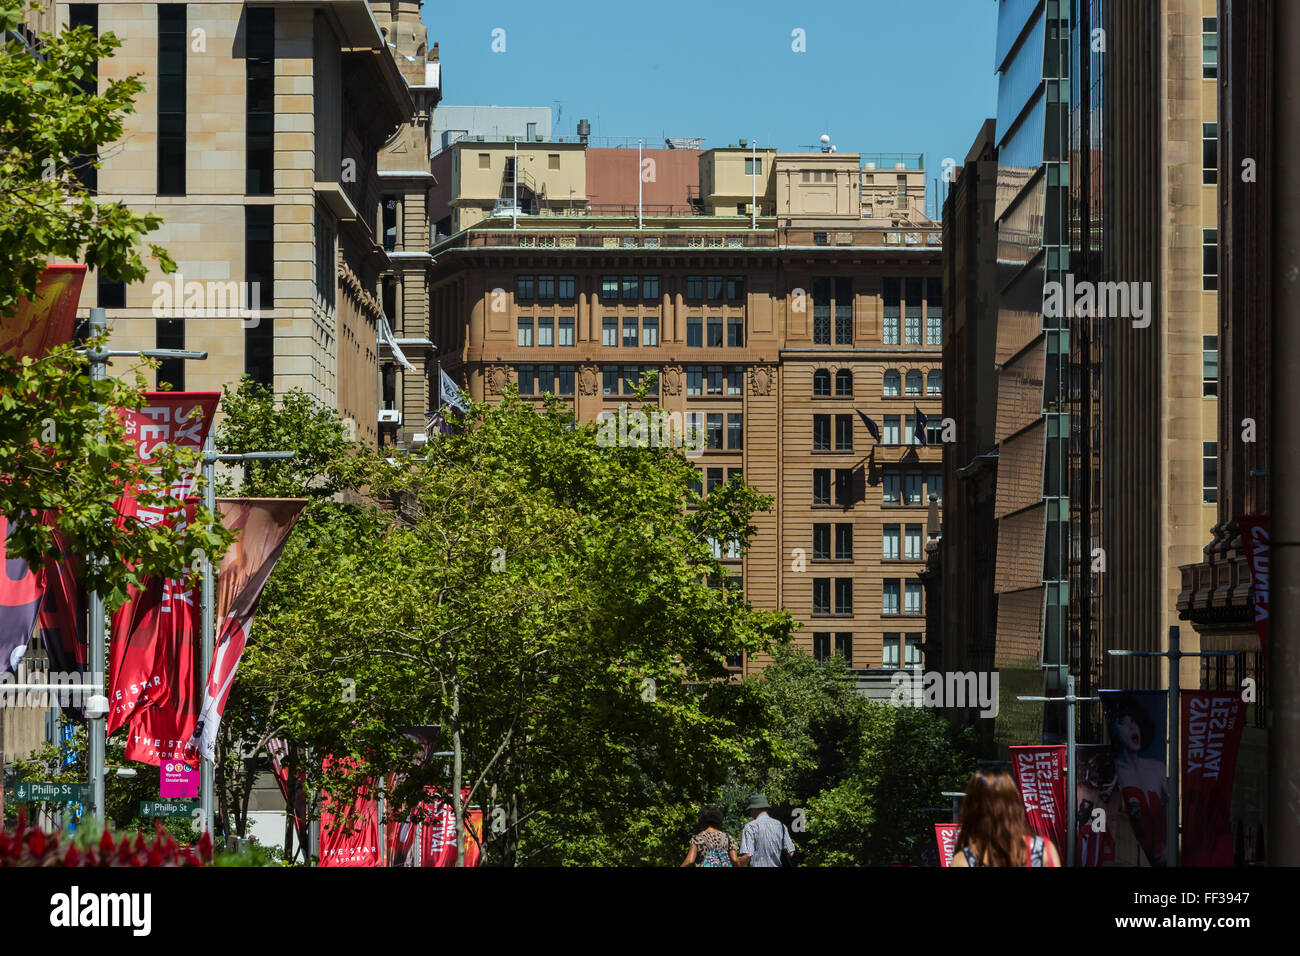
681,807 -> 748,867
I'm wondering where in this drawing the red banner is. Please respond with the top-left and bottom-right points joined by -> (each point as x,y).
108,393 -> 218,742
320,758 -> 381,867
0,264 -> 85,358
418,789 -> 482,867
187,498 -> 306,764
1074,743 -> 1118,867
1237,514 -> 1269,655
0,514 -> 46,673
1011,745 -> 1068,855
934,823 -> 960,867
1181,691 -> 1247,867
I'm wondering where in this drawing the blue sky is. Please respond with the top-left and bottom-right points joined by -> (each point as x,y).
421,0 -> 999,218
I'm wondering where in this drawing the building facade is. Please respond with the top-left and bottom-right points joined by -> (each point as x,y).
418,151 -> 943,676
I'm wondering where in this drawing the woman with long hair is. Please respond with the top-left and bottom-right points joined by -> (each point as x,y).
950,769 -> 1061,867
681,806 -> 748,867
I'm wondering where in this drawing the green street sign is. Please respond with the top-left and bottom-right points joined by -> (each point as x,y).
13,781 -> 82,802
140,800 -> 199,818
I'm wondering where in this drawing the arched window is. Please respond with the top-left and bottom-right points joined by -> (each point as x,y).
927,369 -> 942,395
835,369 -> 853,396
905,370 -> 922,396
883,369 -> 900,396
813,369 -> 831,396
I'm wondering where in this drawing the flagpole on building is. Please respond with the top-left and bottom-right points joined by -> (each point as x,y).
751,139 -> 757,229
638,139 -> 643,231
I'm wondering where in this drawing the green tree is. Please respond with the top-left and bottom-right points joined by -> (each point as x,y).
1,0 -> 228,601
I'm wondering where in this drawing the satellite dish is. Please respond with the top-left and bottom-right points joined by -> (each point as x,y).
820,134 -> 830,145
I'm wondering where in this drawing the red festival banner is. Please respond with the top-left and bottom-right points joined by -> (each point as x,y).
107,393 -> 218,741
0,264 -> 85,359
1237,514 -> 1269,655
187,498 -> 306,764
934,823 -> 960,868
1181,691 -> 1246,867
320,758 -> 381,867
1011,745 -> 1068,856
418,789 -> 482,867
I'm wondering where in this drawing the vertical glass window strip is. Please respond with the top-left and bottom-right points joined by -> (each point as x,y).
1202,17 -> 1217,78
558,316 -> 574,346
1203,335 -> 1218,396
727,367 -> 744,395
1203,229 -> 1218,290
727,413 -> 743,449
834,277 -> 853,345
517,317 -> 534,347
602,316 -> 618,347
1203,442 -> 1218,503
538,316 -> 554,347
622,315 -> 638,348
812,277 -> 831,345
642,315 -> 658,347
883,524 -> 900,560
813,524 -> 830,560
904,277 -> 922,344
516,365 -> 535,395
687,315 -> 702,347
835,524 -> 852,560
1202,123 -> 1218,185
69,4 -> 99,193
157,4 -> 187,196
882,277 -> 900,344
244,205 -> 275,386
882,580 -> 900,615
926,277 -> 943,344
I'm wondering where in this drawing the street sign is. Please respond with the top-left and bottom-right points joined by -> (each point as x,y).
160,761 -> 198,798
140,799 -> 199,818
13,781 -> 83,802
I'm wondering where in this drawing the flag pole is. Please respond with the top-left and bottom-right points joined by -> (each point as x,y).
87,308 -> 107,825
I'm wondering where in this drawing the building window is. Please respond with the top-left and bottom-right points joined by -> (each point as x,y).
926,277 -> 943,345
835,633 -> 853,665
707,276 -> 724,300
727,367 -> 744,396
517,275 -> 535,301
68,4 -> 99,193
156,318 -> 184,391
558,365 -> 575,395
813,524 -> 830,560
1203,17 -> 1217,78
904,580 -> 922,615
704,315 -> 721,348
537,275 -> 555,300
813,579 -> 831,615
621,275 -> 638,300
1203,335 -> 1218,396
812,278 -> 831,345
834,524 -> 852,560
835,277 -> 853,345
835,369 -> 852,396
883,369 -> 900,396
726,276 -> 745,301
927,369 -> 942,396
643,316 -> 659,347
643,275 -> 659,299
602,275 -> 619,299
537,365 -> 555,394
706,365 -> 724,395
813,469 -> 831,505
882,633 -> 901,667
686,366 -> 702,396
689,468 -> 703,496
813,369 -> 831,396
1203,123 -> 1218,185
602,365 -> 618,395
883,415 -> 900,445
602,316 -> 618,347
517,365 -> 535,395
1204,441 -> 1218,503
927,470 -> 943,504
811,632 -> 830,661
926,420 -> 943,445
813,231 -> 828,246
904,634 -> 922,666
705,412 -> 723,450
727,413 -> 743,450
97,273 -> 126,309
905,370 -> 922,396
623,315 -> 638,348
904,277 -> 922,344
517,317 -> 534,347
558,275 -> 575,300
687,315 -> 703,347
1204,229 -> 1218,290
835,414 -> 853,451
478,153 -> 491,169
813,414 -> 831,451
687,276 -> 703,300
904,524 -> 922,561
883,580 -> 900,616
244,205 -> 274,386
905,471 -> 923,505
883,524 -> 900,560
744,157 -> 762,176
883,472 -> 900,505
883,278 -> 900,344
157,4 -> 187,196
244,4 -> 276,194
834,578 -> 852,614
558,315 -> 575,346
727,314 -> 744,347
623,365 -> 641,395
535,316 -> 553,347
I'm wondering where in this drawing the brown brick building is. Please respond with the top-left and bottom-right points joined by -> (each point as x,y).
417,150 -> 943,675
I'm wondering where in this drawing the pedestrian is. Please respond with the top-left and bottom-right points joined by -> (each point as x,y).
949,769 -> 1061,867
738,794 -> 795,867
681,806 -> 746,867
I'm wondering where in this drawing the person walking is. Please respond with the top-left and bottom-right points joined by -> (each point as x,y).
949,769 -> 1061,867
681,806 -> 746,867
738,794 -> 795,867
